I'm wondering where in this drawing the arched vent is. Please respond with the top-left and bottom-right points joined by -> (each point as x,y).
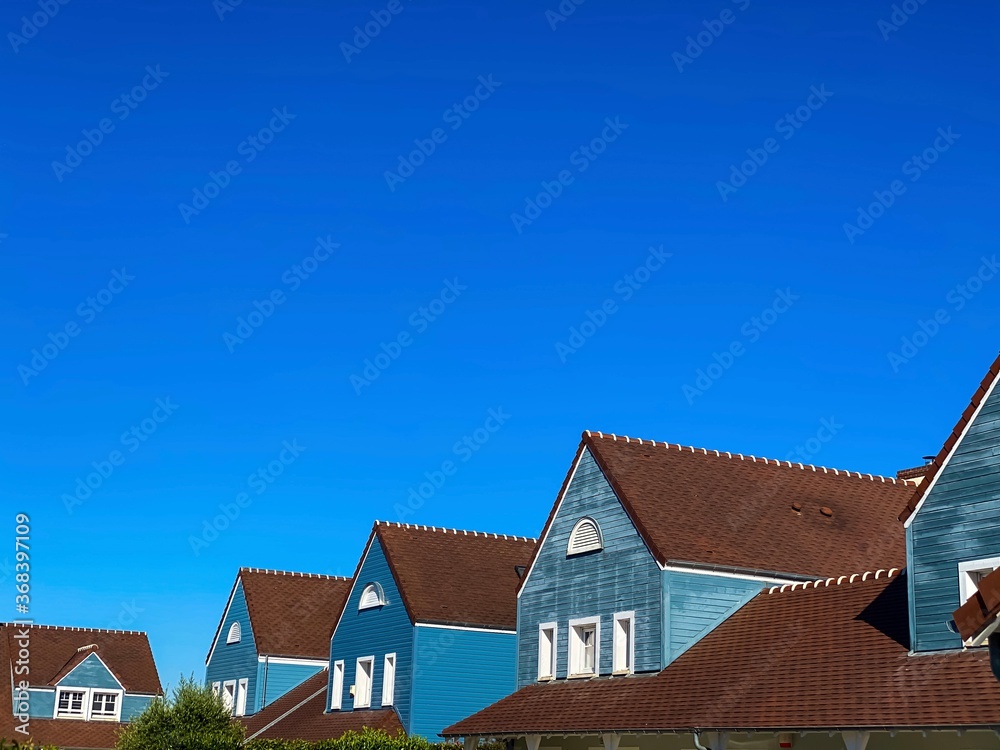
567,517 -> 604,556
359,582 -> 386,610
226,622 -> 241,645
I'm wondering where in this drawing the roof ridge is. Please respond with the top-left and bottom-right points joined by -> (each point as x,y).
239,567 -> 351,580
584,430 -> 902,485
374,520 -> 537,543
765,567 -> 901,594
0,623 -> 147,635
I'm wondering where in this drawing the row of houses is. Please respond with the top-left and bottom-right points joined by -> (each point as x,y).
7,350 -> 1000,748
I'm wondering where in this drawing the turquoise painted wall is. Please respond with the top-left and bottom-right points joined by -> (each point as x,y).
516,448 -> 663,688
121,694 -> 154,721
663,570 -> 769,664
57,653 -> 123,690
910,386 -> 1000,652
329,535 -> 415,730
255,659 -> 325,711
205,580 -> 261,713
24,689 -> 54,718
410,626 -> 516,740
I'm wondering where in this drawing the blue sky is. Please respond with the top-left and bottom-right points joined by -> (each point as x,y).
1,0 -> 998,690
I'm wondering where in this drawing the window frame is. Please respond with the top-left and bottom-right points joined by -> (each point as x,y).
330,660 -> 345,710
222,680 -> 237,715
568,616 -> 601,678
381,653 -> 396,706
54,687 -> 87,719
226,622 -> 242,645
354,656 -> 375,708
235,678 -> 249,716
567,517 -> 604,556
53,687 -> 124,721
358,583 -> 386,611
89,690 -> 121,721
612,611 -> 635,675
958,555 -> 1000,604
537,622 -> 557,681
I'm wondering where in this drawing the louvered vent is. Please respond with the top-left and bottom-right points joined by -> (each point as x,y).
567,518 -> 603,556
359,583 -> 385,610
226,622 -> 241,644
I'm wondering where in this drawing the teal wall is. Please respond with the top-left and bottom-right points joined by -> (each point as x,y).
516,448 -> 663,688
24,689 -> 54,718
256,659 -> 325,711
205,580 -> 261,712
329,535 -> 415,729
909,384 -> 1000,652
410,626 -> 517,740
58,653 -> 122,690
121,694 -> 154,720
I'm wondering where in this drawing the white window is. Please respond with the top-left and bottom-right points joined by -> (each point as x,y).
613,611 -> 635,674
959,556 -> 1000,604
211,681 -> 221,697
90,691 -> 119,720
330,661 -> 344,710
538,622 -> 557,680
381,653 -> 396,706
222,680 -> 236,714
227,622 -> 241,644
354,656 -> 374,708
359,583 -> 386,610
568,616 -> 600,677
236,678 -> 248,716
567,518 -> 603,556
55,689 -> 86,718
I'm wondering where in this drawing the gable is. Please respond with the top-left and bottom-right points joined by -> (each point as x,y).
56,652 -> 123,690
208,579 -> 257,664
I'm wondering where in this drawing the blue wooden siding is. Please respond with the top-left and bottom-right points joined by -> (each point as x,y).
410,626 -> 517,740
255,659 -> 325,710
329,535 -> 415,730
517,448 -> 662,688
57,653 -> 123,689
121,694 -> 154,720
910,386 -> 1000,652
24,689 -> 54,718
663,570 -> 768,664
205,580 -> 261,713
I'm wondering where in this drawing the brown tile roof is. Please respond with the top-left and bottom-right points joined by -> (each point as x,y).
954,565 -> 1000,643
0,624 -> 162,749
367,522 -> 536,631
446,570 -> 1000,736
208,569 -> 353,661
896,464 -> 933,482
522,431 -> 913,584
242,669 -> 404,741
898,351 -> 1000,523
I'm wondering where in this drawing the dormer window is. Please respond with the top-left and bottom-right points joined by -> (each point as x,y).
567,517 -> 603,556
226,622 -> 241,644
359,582 -> 386,610
959,556 -> 1000,604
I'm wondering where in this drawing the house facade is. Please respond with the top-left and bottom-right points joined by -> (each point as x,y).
205,568 -> 352,716
1,623 -> 162,750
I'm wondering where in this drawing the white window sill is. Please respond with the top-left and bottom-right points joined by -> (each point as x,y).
611,669 -> 632,677
567,672 -> 597,680
537,675 -> 555,682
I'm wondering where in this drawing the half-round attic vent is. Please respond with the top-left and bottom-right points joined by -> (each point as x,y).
567,517 -> 604,556
226,622 -> 241,644
359,582 -> 386,610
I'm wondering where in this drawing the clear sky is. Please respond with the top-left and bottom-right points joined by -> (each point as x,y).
1,0 -> 998,691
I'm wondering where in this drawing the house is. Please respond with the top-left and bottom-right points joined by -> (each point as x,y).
443,371 -> 1000,750
205,567 -> 352,716
0,623 -> 162,750
244,521 -> 537,741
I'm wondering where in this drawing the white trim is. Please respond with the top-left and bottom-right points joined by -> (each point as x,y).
256,656 -> 329,667
227,622 -> 242,644
568,615 -> 601,677
567,517 -> 604,556
659,563 -> 800,585
236,678 -> 248,716
211,681 -> 221,697
537,622 -> 557,681
353,656 -> 375,708
53,687 -> 87,719
246,671 -> 329,741
612,611 -> 635,675
414,622 -> 517,635
88,689 -> 123,721
222,680 -> 237,714
958,555 -> 1000,603
904,372 -> 1000,528
381,652 -> 396,706
207,576 -> 245,666
330,660 -> 344,710
53,686 -> 124,722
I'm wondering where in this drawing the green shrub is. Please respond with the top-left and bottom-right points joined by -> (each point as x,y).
245,728 -> 504,750
0,742 -> 59,750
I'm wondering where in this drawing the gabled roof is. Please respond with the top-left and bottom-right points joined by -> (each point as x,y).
445,570 -> 1000,736
352,522 -> 537,631
48,646 -> 123,688
898,351 -> 1000,524
521,431 -> 913,586
207,569 -> 353,662
241,669 -> 403,741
